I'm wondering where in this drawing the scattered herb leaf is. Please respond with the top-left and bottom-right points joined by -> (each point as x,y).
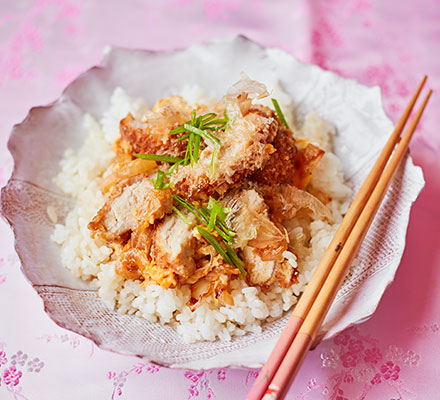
152,170 -> 171,190
224,242 -> 246,277
271,98 -> 290,129
197,226 -> 233,265
166,159 -> 184,176
170,110 -> 228,170
134,153 -> 183,164
209,146 -> 219,178
173,195 -> 245,275
172,206 -> 191,225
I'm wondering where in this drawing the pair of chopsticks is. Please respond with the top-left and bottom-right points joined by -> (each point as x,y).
247,76 -> 432,400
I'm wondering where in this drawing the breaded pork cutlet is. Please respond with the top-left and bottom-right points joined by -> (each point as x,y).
171,97 -> 280,201
116,96 -> 194,159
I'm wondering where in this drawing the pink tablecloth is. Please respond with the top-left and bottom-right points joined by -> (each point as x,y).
1,1 -> 439,399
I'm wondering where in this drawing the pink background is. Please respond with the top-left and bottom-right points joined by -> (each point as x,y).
0,1 -> 439,399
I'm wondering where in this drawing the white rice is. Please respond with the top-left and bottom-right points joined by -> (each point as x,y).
51,86 -> 352,343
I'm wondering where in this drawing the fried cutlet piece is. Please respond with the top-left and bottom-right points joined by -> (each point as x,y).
88,175 -> 173,242
223,188 -> 294,287
241,246 -> 297,288
116,96 -> 193,158
150,212 -> 196,280
251,124 -> 298,185
171,101 -> 279,201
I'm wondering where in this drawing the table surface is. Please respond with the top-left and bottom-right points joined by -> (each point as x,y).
0,1 -> 439,399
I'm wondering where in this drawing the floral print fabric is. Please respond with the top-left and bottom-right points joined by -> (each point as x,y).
0,0 -> 439,398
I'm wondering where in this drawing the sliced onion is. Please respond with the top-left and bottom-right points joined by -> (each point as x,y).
247,214 -> 289,261
262,184 -> 333,223
101,158 -> 157,193
219,290 -> 234,306
191,278 -> 211,300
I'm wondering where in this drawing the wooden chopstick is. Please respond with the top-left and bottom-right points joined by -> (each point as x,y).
263,88 -> 432,400
246,76 -> 427,400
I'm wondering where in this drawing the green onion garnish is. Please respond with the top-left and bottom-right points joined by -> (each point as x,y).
224,242 -> 246,277
152,170 -> 171,190
203,111 -> 229,129
169,125 -> 187,135
207,205 -> 218,232
200,112 -> 217,122
168,110 -> 228,171
193,134 -> 201,164
197,227 -> 245,277
173,195 -> 234,243
271,98 -> 290,129
134,153 -> 183,164
166,159 -> 184,176
175,133 -> 190,142
197,226 -> 233,265
206,198 -> 235,237
172,206 -> 191,225
134,109 -> 228,182
209,146 -> 219,178
183,124 -> 221,146
188,133 -> 195,167
172,195 -> 245,275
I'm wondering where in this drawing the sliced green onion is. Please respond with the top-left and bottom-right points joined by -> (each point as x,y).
216,220 -> 235,239
175,133 -> 190,142
199,204 -> 233,243
166,159 -> 184,175
183,139 -> 191,166
198,206 -> 213,226
169,125 -> 187,135
188,133 -> 195,167
172,196 -> 243,271
203,110 -> 228,127
209,146 -> 219,177
190,109 -> 197,125
173,206 -> 191,225
197,226 -> 245,275
271,98 -> 290,129
207,198 -> 222,231
173,195 -> 206,224
167,110 -> 228,171
204,118 -> 227,127
208,198 -> 227,222
216,228 -> 234,243
208,199 -> 235,238
193,134 -> 201,164
207,197 -> 215,208
207,206 -> 217,231
152,171 -> 164,189
134,153 -> 183,164
152,170 -> 171,190
201,113 -> 217,123
197,226 -> 233,265
224,242 -> 246,277
210,223 -> 233,243
183,124 -> 221,146
173,195 -> 233,242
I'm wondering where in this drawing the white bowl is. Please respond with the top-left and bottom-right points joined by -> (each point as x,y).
0,36 -> 424,369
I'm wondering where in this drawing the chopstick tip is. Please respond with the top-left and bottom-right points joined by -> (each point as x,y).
419,75 -> 428,87
424,89 -> 433,103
